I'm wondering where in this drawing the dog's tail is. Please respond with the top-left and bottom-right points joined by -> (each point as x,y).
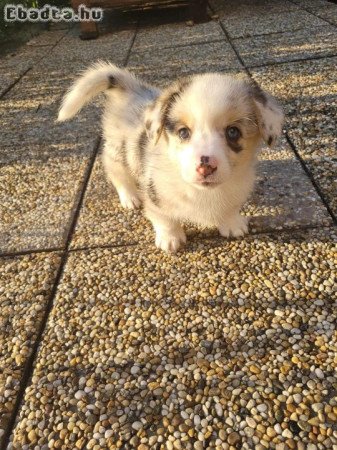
57,62 -> 144,122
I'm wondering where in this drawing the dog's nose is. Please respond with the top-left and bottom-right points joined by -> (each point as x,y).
200,155 -> 217,167
197,156 -> 218,178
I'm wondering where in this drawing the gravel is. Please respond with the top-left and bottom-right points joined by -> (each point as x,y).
8,228 -> 337,449
251,57 -> 337,217
0,154 -> 90,253
0,253 -> 60,442
233,25 -> 337,67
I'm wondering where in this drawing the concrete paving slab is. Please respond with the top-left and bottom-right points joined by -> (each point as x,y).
9,227 -> 337,449
222,9 -> 326,38
250,56 -> 337,105
133,21 -> 226,51
210,0 -> 299,17
251,57 -> 337,216
70,139 -> 331,250
1,45 -> 53,72
0,152 -> 92,254
26,29 -> 68,47
0,252 -> 60,445
310,3 -> 337,25
0,69 -> 101,161
302,158 -> 337,215
291,0 -> 334,8
233,25 -> 337,67
132,67 -> 246,89
36,29 -> 135,72
244,145 -> 332,233
128,41 -> 243,84
0,68 -> 26,98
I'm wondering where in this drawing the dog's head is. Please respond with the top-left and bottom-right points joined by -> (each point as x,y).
145,74 -> 284,188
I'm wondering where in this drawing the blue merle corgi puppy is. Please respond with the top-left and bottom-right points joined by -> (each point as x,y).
58,62 -> 283,252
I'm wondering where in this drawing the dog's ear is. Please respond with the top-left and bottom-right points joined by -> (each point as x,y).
144,78 -> 190,143
249,81 -> 284,147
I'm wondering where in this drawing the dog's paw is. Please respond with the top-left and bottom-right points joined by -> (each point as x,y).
219,215 -> 249,238
118,190 -> 141,210
155,229 -> 186,253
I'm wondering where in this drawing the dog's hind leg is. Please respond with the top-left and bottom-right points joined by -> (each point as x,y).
102,148 -> 141,210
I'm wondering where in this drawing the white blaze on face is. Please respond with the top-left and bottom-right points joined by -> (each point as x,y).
173,128 -> 231,185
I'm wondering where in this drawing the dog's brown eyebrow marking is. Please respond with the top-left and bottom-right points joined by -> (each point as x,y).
160,78 -> 191,138
147,178 -> 160,206
162,92 -> 181,123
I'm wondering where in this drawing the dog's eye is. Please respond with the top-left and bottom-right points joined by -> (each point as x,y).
178,127 -> 191,141
226,126 -> 241,141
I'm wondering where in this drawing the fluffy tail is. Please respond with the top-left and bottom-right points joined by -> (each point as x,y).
57,62 -> 143,121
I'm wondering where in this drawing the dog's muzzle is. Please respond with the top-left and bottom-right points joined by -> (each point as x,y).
196,156 -> 218,178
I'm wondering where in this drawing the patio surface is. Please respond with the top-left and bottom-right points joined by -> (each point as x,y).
0,0 -> 336,448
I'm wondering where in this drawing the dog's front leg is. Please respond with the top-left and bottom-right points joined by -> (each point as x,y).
218,210 -> 249,238
145,206 -> 186,253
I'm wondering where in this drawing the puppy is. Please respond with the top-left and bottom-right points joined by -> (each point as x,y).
58,62 -> 284,252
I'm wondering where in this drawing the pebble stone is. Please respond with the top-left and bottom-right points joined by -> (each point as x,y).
6,227 -> 337,449
0,253 -> 60,444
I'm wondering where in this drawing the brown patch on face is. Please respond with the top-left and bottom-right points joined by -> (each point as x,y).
156,78 -> 191,141
227,140 -> 243,153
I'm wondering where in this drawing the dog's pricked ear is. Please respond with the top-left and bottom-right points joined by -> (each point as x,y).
249,81 -> 284,147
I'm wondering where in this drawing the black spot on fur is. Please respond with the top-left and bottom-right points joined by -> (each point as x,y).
147,179 -> 160,206
138,130 -> 148,165
108,75 -> 118,89
267,136 -> 273,146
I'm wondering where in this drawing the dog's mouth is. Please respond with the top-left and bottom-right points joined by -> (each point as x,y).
194,179 -> 220,188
